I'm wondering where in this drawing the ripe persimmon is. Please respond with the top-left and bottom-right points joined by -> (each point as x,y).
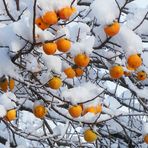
127,54 -> 142,69
35,17 -> 49,30
74,54 -> 90,67
58,7 -> 73,20
9,79 -> 15,91
104,21 -> 120,36
144,134 -> 148,144
109,65 -> 124,79
43,42 -> 57,55
71,7 -> 77,14
83,106 -> 97,115
0,78 -> 8,92
68,105 -> 82,118
74,68 -> 84,77
83,104 -> 102,115
33,105 -> 47,119
5,109 -> 16,121
64,67 -> 76,78
84,129 -> 97,143
56,38 -> 71,52
136,71 -> 147,81
48,77 -> 62,90
96,104 -> 102,113
42,11 -> 58,26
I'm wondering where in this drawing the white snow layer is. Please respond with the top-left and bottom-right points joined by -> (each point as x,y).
62,82 -> 104,104
90,0 -> 119,25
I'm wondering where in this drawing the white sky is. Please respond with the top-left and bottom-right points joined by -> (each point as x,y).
134,0 -> 148,7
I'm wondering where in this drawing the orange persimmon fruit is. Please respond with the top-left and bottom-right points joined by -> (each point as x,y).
48,77 -> 62,90
74,68 -> 84,77
136,71 -> 147,81
43,42 -> 57,55
74,54 -> 90,67
35,17 -> 49,30
58,7 -> 73,20
104,21 -> 120,36
144,134 -> 148,144
56,38 -> 71,52
5,109 -> 16,121
64,67 -> 76,78
0,78 -> 8,92
68,105 -> 82,118
84,129 -> 97,143
33,105 -> 47,119
9,79 -> 15,91
42,11 -> 58,26
109,65 -> 124,79
127,54 -> 142,69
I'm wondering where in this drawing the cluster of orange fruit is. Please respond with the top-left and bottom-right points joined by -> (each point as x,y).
32,103 -> 98,143
68,104 -> 102,118
64,67 -> 84,78
47,53 -> 90,89
36,5 -> 90,81
42,38 -> 89,80
42,38 -> 90,80
103,21 -> 146,81
109,54 -> 146,80
0,77 -> 16,122
43,38 -> 71,55
35,6 -> 76,55
32,103 -> 101,121
104,21 -> 148,144
35,6 -> 76,30
4,105 -> 47,122
35,7 -> 130,144
115,69 -> 144,82
4,104 -> 98,143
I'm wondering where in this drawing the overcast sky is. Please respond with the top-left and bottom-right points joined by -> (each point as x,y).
134,0 -> 148,7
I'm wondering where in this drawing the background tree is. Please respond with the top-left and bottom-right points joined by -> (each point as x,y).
0,0 -> 148,147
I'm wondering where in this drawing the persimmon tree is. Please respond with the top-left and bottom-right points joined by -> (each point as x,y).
1,0 -> 148,147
